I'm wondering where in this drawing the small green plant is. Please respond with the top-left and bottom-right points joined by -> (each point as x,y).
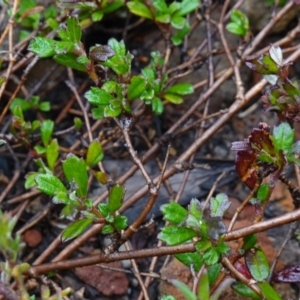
226,9 -> 250,38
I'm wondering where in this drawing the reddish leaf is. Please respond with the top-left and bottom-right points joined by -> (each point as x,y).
273,265 -> 300,282
234,261 -> 252,280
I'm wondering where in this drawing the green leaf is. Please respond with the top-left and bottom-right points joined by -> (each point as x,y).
163,93 -> 183,104
243,234 -> 257,251
104,103 -> 122,117
152,97 -> 164,114
54,41 -> 74,54
257,282 -> 282,300
25,172 -> 38,189
178,0 -> 199,16
127,1 -> 153,19
52,191 -> 70,205
102,224 -> 114,234
114,215 -> 128,230
203,248 -> 220,265
165,83 -> 194,95
197,270 -> 209,300
155,13 -> 171,23
170,279 -> 196,300
40,120 -> 54,147
195,240 -> 212,252
108,184 -> 125,213
91,11 -> 104,22
66,16 -> 82,43
158,225 -> 197,245
188,198 -> 203,220
175,253 -> 203,271
257,183 -> 270,203
128,76 -> 147,100
102,0 -> 124,13
160,202 -> 188,224
152,0 -> 168,12
208,264 -> 221,284
160,295 -> 176,300
245,249 -> 270,282
74,117 -> 83,130
54,53 -> 87,72
39,101 -> 51,112
226,23 -> 246,36
210,193 -> 231,217
86,140 -> 104,167
10,98 -> 31,111
28,37 -> 56,58
107,38 -> 126,57
62,154 -> 88,198
272,122 -> 294,153
171,21 -> 190,45
216,241 -> 230,255
46,139 -> 59,171
85,87 -> 114,105
61,219 -> 92,242
232,282 -> 261,300
98,203 -> 109,217
0,76 -> 6,87
35,173 -> 67,196
171,14 -> 186,29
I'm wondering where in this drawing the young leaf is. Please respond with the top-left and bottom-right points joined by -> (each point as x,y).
160,202 -> 187,224
170,279 -> 196,300
243,234 -> 257,250
178,0 -> 199,16
152,97 -> 164,114
165,83 -> 194,95
163,93 -> 183,104
158,225 -> 197,246
257,183 -> 270,203
210,193 -> 231,217
85,87 -> 114,105
245,249 -> 270,282
272,265 -> 300,283
108,184 -> 125,213
269,45 -> 283,66
89,45 -> 115,62
170,14 -> 186,29
25,172 -> 38,189
127,1 -> 153,19
66,16 -> 82,43
35,173 -> 67,196
62,154 -> 88,198
102,224 -> 114,234
272,122 -> 294,153
61,219 -> 92,242
86,140 -> 104,167
28,37 -> 56,58
46,139 -> 59,171
208,264 -> 221,284
10,98 -> 31,112
203,247 -> 220,265
40,120 -> 54,147
128,76 -> 147,100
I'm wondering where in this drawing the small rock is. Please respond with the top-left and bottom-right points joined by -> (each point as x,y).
75,261 -> 129,296
23,229 -> 42,247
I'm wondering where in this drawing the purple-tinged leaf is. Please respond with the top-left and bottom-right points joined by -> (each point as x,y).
273,265 -> 300,283
89,45 -> 115,62
245,249 -> 269,282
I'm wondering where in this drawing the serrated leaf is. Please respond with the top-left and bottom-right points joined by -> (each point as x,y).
165,83 -> 194,95
232,282 -> 261,300
62,154 -> 88,198
66,16 -> 82,43
257,282 -> 282,300
210,193 -> 231,217
40,120 -> 54,147
28,37 -> 56,58
170,279 -> 196,300
128,76 -> 147,100
195,240 -> 212,252
46,139 -> 59,171
54,53 -> 87,72
54,41 -> 74,54
86,140 -> 104,167
127,2 -> 153,19
203,248 -> 219,265
158,225 -> 196,246
61,219 -> 92,242
245,249 -> 269,281
98,203 -> 109,217
272,122 -> 294,153
35,173 -> 67,196
108,184 -> 125,213
188,198 -> 203,220
175,253 -> 203,271
107,38 -> 126,56
52,191 -> 70,205
85,87 -> 114,105
104,104 -> 122,117
160,202 -> 187,224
